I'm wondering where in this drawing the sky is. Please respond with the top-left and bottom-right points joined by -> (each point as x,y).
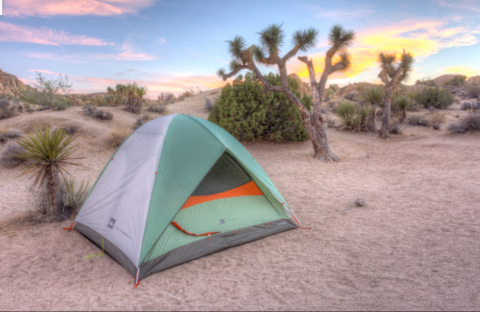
0,0 -> 479,99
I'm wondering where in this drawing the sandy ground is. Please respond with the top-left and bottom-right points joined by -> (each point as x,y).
1,94 -> 480,311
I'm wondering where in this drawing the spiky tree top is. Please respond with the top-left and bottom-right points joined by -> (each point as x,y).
218,24 -> 318,83
297,25 -> 355,104
378,49 -> 414,88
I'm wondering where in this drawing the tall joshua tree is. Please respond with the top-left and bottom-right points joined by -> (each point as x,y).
378,49 -> 414,139
218,24 -> 339,161
298,25 -> 355,108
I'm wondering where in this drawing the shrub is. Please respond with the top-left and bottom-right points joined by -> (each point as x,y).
24,103 -> 33,112
0,99 -> 17,120
51,97 -> 70,110
430,113 -> 446,130
62,124 -> 79,135
5,128 -> 21,139
407,115 -> 429,127
448,114 -> 480,134
415,87 -> 455,109
334,101 -> 372,131
389,120 -> 404,134
63,177 -> 90,214
204,98 -> 214,112
0,142 -> 27,167
467,84 -> 480,98
209,73 -> 312,142
445,75 -> 467,86
344,92 -> 357,101
158,92 -> 176,105
416,77 -> 436,87
83,104 -> 113,120
108,129 -> 131,148
147,104 -> 166,114
461,101 -> 480,110
134,115 -> 151,130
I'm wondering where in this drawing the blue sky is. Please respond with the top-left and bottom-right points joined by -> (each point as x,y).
0,0 -> 479,98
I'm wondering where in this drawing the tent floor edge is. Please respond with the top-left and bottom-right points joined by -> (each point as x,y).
138,218 -> 298,280
75,222 -> 138,278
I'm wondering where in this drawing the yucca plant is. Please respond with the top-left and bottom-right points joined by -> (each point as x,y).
63,177 -> 90,214
335,101 -> 372,131
393,95 -> 413,120
15,126 -> 82,221
363,86 -> 384,126
125,83 -> 148,114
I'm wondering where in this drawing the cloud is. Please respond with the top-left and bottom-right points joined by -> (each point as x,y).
157,38 -> 166,45
4,0 -> 155,17
24,41 -> 156,62
314,8 -> 375,19
0,21 -> 114,46
92,41 -> 157,61
289,18 -> 480,84
437,0 -> 480,12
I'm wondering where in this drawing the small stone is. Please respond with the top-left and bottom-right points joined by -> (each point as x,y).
355,199 -> 365,206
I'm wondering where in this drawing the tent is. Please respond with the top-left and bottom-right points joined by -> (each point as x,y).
73,113 -> 302,283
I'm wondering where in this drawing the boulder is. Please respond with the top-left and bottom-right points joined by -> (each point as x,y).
0,69 -> 28,96
467,76 -> 480,85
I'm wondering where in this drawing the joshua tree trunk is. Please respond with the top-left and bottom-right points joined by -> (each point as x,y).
380,90 -> 393,139
251,66 -> 338,161
46,165 -> 58,221
282,88 -> 338,161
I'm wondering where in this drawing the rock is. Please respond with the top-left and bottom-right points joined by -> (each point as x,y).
466,76 -> 480,85
355,199 -> 365,206
0,69 -> 29,97
288,73 -> 312,98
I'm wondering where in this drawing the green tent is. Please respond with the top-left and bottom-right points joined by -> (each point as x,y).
73,114 -> 301,284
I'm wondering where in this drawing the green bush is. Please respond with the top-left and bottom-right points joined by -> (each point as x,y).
208,73 -> 312,142
334,101 -> 372,131
445,75 -> 467,86
415,87 -> 454,109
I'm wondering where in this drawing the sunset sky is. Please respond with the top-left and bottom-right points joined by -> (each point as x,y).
0,0 -> 479,98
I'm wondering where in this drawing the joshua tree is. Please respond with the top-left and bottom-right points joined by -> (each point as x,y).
15,126 -> 82,221
363,86 -> 384,126
218,24 -> 341,161
378,50 -> 414,139
298,25 -> 355,106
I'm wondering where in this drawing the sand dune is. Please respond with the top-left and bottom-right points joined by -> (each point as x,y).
1,93 -> 480,310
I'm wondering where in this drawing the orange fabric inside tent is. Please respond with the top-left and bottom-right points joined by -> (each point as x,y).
181,181 -> 263,210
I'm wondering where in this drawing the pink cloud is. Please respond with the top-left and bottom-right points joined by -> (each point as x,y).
0,21 -> 114,46
92,41 -> 157,61
4,0 -> 155,17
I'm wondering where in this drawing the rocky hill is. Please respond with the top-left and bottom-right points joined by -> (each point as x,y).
0,69 -> 28,96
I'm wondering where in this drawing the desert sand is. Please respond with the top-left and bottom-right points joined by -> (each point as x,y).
1,91 -> 480,311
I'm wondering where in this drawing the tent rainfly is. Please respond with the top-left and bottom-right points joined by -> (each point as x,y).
73,114 -> 302,284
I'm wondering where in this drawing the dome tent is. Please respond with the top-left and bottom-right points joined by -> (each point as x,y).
73,114 -> 301,283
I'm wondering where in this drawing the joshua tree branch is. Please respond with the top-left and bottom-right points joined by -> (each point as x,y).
282,44 -> 302,62
221,65 -> 250,81
330,61 -> 346,74
298,56 -> 318,102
